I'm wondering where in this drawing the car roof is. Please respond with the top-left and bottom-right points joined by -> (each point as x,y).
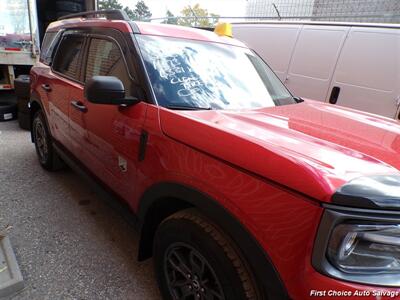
46,18 -> 246,47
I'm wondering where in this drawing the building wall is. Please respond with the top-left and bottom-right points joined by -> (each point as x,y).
312,0 -> 400,23
246,0 -> 400,23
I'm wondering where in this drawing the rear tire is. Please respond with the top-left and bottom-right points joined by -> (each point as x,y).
154,209 -> 261,300
32,110 -> 64,171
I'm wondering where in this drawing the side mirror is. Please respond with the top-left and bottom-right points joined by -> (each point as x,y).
84,76 -> 140,105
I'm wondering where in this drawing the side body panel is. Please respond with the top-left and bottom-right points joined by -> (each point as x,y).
329,27 -> 400,118
132,104 -> 323,299
232,23 -> 301,82
286,25 -> 349,101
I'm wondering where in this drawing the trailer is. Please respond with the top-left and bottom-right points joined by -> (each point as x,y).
0,0 -> 96,90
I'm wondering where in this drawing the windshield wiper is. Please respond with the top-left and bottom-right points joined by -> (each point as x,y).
165,104 -> 212,111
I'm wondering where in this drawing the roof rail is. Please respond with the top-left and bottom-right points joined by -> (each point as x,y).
58,9 -> 130,21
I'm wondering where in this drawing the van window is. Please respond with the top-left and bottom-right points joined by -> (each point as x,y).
335,30 -> 398,92
52,35 -> 84,80
84,38 -> 131,95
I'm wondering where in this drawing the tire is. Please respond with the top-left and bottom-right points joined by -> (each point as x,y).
14,75 -> 30,99
154,209 -> 261,300
18,111 -> 30,130
32,110 -> 64,171
55,1 -> 83,12
0,101 -> 17,122
56,11 -> 72,18
44,10 -> 57,22
17,97 -> 29,114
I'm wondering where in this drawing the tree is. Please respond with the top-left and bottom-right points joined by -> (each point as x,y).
124,6 -> 136,20
162,10 -> 178,24
98,0 -> 123,10
178,4 -> 219,27
134,0 -> 152,20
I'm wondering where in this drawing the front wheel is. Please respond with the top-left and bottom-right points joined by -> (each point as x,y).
32,110 -> 63,171
154,209 -> 261,300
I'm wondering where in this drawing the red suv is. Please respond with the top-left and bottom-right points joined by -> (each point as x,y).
30,10 -> 400,300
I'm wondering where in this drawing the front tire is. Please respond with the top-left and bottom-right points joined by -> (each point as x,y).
154,209 -> 261,300
32,110 -> 63,171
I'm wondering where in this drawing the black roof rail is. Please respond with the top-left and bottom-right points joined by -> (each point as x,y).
58,9 -> 130,21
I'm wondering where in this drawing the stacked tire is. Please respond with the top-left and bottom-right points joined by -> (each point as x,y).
14,75 -> 31,130
0,100 -> 17,122
56,0 -> 85,19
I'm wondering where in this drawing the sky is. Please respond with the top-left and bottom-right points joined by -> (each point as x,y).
118,0 -> 248,20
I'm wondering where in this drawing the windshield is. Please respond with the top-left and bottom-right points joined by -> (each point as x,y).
137,35 -> 295,110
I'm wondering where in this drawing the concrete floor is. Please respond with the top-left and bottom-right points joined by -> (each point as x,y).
0,120 -> 160,299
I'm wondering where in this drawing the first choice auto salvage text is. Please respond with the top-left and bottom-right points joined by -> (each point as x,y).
310,290 -> 400,298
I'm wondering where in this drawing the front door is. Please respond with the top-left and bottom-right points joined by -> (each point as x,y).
79,36 -> 147,201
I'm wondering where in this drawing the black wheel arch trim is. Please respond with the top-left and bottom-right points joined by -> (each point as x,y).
29,93 -> 48,143
137,182 -> 290,300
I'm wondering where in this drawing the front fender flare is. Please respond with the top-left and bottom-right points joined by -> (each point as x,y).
137,182 -> 289,299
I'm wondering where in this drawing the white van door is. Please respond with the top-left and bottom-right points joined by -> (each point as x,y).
285,25 -> 350,101
232,24 -> 301,82
328,27 -> 400,118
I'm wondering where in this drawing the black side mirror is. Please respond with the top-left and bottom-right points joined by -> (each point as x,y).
84,76 -> 140,105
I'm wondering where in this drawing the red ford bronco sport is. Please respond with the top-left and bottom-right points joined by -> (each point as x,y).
30,10 -> 400,300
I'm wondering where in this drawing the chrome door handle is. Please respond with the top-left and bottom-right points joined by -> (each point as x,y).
70,100 -> 87,113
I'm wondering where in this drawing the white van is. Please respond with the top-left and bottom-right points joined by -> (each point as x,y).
232,21 -> 400,119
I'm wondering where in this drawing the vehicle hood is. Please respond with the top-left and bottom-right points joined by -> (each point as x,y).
159,100 -> 400,202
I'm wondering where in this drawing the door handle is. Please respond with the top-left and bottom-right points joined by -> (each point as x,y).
70,100 -> 87,113
41,84 -> 52,92
329,86 -> 341,104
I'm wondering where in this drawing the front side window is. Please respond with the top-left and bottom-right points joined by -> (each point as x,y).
40,31 -> 61,65
85,38 -> 131,95
52,35 -> 84,80
137,35 -> 295,110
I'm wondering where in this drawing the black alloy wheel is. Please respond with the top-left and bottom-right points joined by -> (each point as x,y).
154,209 -> 261,300
164,242 -> 225,300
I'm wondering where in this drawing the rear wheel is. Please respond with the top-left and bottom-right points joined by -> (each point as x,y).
32,110 -> 63,171
154,209 -> 261,300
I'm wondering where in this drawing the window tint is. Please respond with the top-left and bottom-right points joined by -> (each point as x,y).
85,38 -> 131,95
40,31 -> 58,65
52,35 -> 84,80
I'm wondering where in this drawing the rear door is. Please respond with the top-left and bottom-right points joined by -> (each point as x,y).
285,25 -> 349,101
328,27 -> 400,118
232,23 -> 301,82
49,32 -> 85,151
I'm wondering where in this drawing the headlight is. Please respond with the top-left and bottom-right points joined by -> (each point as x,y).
312,208 -> 400,287
327,224 -> 400,274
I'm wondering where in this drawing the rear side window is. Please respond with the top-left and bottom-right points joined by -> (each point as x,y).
85,38 -> 132,94
52,35 -> 84,80
40,31 -> 59,65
